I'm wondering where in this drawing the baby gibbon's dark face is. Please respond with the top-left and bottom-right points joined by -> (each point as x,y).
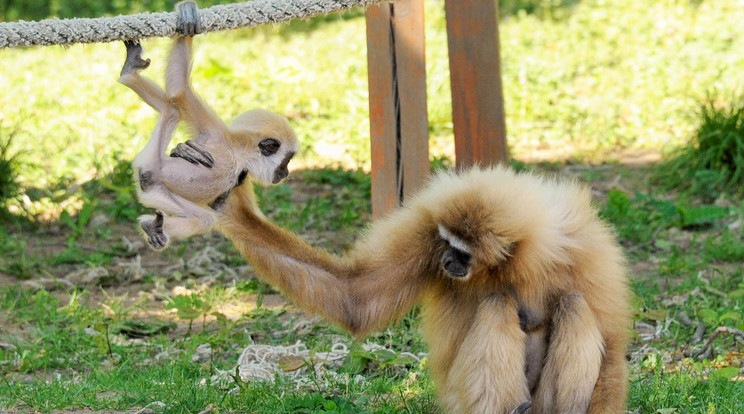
437,225 -> 472,279
272,151 -> 295,184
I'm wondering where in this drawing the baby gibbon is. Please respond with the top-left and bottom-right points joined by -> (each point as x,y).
215,166 -> 630,414
119,6 -> 298,249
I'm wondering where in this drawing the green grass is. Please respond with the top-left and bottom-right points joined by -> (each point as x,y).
2,163 -> 744,413
0,130 -> 22,219
2,0 -> 744,412
0,286 -> 437,413
630,371 -> 744,414
657,94 -> 744,200
2,0 -> 744,218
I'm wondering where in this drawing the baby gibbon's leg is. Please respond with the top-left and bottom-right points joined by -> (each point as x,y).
118,40 -> 168,113
533,292 -> 604,413
119,40 -> 182,175
137,184 -> 216,249
444,294 -> 530,414
133,106 -> 181,187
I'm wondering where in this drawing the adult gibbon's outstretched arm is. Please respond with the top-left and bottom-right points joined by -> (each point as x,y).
219,184 -> 433,337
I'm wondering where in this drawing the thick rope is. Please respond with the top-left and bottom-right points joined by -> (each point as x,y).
0,0 -> 388,49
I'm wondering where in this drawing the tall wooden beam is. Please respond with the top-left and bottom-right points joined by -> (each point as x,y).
366,0 -> 429,217
445,0 -> 508,166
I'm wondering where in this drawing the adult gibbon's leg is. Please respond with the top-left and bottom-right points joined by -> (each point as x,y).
217,184 -> 431,337
587,338 -> 628,414
533,292 -> 604,413
444,294 -> 530,414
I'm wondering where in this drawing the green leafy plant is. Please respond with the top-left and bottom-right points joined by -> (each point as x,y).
601,189 -> 730,246
165,293 -> 226,336
657,94 -> 744,199
343,342 -> 420,376
59,201 -> 95,242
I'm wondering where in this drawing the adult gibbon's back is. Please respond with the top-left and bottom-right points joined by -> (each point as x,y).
219,166 -> 631,413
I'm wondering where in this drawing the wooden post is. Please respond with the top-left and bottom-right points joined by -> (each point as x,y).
366,0 -> 429,217
445,0 -> 508,166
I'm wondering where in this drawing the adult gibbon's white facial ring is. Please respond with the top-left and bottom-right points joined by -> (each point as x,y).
259,138 -> 281,156
438,224 -> 472,279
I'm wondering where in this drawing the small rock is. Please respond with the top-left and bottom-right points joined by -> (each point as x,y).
728,218 -> 742,231
65,266 -> 109,285
88,212 -> 111,229
192,343 -> 212,363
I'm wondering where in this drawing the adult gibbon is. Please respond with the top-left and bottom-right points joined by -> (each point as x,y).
119,1 -> 298,249
215,166 -> 630,414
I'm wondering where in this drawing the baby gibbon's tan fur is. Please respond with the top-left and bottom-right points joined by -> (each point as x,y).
119,35 -> 298,250
217,166 -> 630,414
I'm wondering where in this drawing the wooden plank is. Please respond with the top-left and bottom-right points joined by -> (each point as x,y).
393,0 -> 429,200
366,4 -> 399,216
365,0 -> 429,217
445,0 -> 508,167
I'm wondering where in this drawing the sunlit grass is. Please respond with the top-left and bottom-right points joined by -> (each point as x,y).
1,0 -> 743,205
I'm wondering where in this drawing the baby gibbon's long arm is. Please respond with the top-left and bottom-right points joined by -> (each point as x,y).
219,185 -> 431,337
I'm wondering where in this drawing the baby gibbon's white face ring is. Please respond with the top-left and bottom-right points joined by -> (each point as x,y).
438,225 -> 472,279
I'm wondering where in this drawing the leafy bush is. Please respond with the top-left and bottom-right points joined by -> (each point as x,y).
657,95 -> 744,199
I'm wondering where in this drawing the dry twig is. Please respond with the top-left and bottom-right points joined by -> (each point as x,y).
676,311 -> 706,345
692,326 -> 744,359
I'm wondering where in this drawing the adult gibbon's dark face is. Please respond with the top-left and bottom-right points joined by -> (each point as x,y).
441,244 -> 471,278
437,225 -> 472,279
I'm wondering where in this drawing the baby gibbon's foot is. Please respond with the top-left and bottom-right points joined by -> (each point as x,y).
121,40 -> 151,76
509,402 -> 532,414
176,1 -> 202,36
140,210 -> 169,250
170,140 -> 214,168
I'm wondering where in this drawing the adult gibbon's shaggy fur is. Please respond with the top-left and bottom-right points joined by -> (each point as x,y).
217,166 -> 631,414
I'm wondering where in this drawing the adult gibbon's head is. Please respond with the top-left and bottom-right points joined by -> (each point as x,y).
230,109 -> 299,185
434,218 -> 515,282
410,167 -> 543,283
